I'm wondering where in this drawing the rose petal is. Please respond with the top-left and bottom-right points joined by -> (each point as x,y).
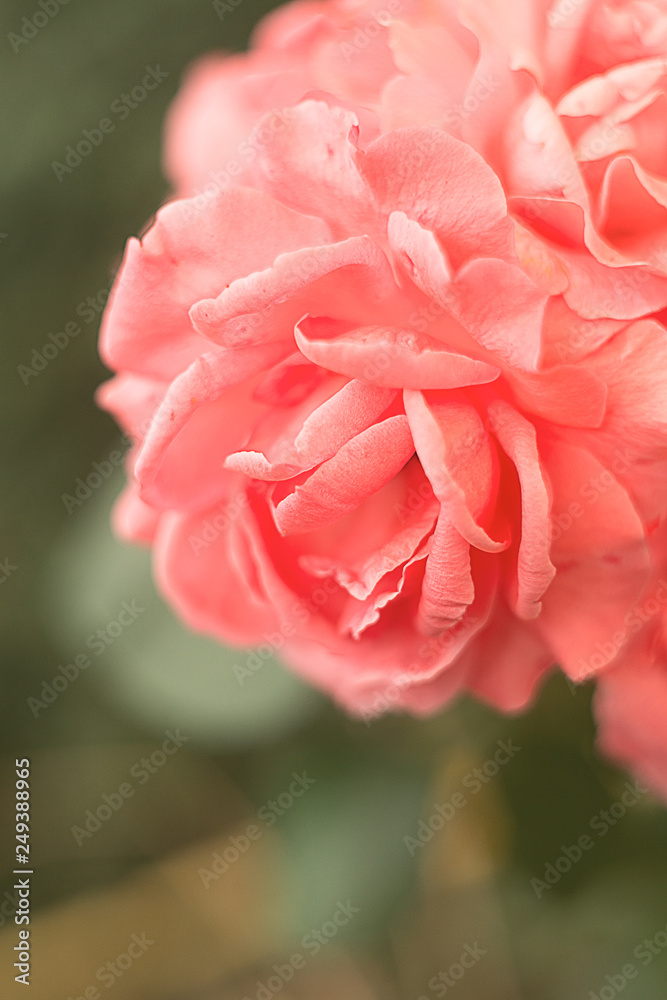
226,379 -> 396,480
252,101 -> 375,238
135,344 -> 288,509
274,415 -> 415,534
487,400 -> 556,619
295,316 -> 501,388
100,187 -> 330,379
417,513 -> 474,634
404,391 -> 508,553
155,502 -> 284,646
190,236 -> 396,347
506,362 -> 607,427
536,441 -> 650,679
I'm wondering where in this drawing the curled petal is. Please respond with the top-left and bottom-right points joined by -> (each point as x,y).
404,390 -> 508,553
506,363 -> 607,428
135,344 -> 288,509
100,187 -> 329,379
252,101 -> 374,237
226,379 -> 397,480
274,415 -> 415,534
417,514 -> 474,634
295,316 -> 501,388
358,125 -> 515,267
487,400 -> 556,619
445,257 -> 548,372
190,236 -> 395,347
387,210 -> 453,298
155,504 -> 281,646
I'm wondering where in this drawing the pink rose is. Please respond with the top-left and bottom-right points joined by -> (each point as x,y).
98,0 -> 667,790
594,520 -> 667,797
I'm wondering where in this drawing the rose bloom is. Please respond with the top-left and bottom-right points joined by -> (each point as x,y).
98,0 -> 667,792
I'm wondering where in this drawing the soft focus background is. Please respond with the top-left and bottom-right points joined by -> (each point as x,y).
2,1 -> 667,997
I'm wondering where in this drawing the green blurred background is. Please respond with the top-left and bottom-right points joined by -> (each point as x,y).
2,0 -> 667,997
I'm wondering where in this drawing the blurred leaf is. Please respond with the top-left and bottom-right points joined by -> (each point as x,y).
45,470 -> 322,749
280,764 -> 427,936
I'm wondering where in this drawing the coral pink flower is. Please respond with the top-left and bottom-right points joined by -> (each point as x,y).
593,519 -> 667,796
99,0 -> 667,792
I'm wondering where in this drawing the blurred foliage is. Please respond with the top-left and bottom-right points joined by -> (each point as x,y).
1,0 -> 667,996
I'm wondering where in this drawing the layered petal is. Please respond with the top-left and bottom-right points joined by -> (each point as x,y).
134,344 -> 288,510
100,188 -> 330,379
273,414 -> 415,534
295,316 -> 501,388
487,400 -> 556,619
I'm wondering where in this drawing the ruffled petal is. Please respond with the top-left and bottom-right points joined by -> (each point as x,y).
536,440 -> 650,679
154,500 -> 282,646
226,379 -> 396,480
358,125 -> 515,267
100,187 -> 330,379
404,391 -> 507,552
273,415 -> 415,534
295,316 -> 501,388
134,344 -> 288,510
487,400 -> 556,619
190,236 -> 396,347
